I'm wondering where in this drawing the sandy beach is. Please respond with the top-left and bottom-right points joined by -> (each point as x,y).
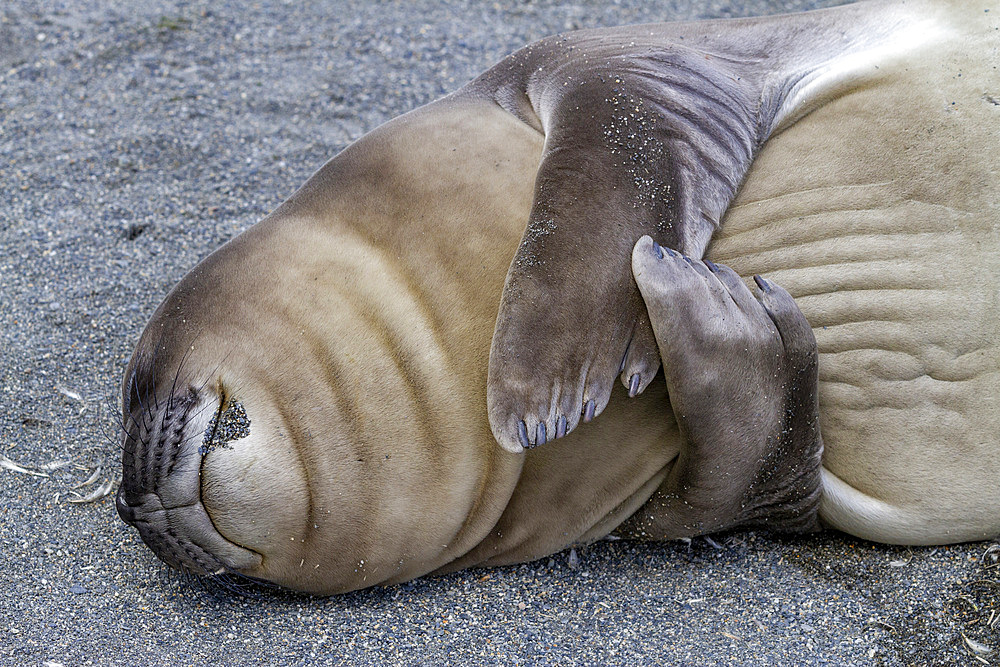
1,1 -> 997,664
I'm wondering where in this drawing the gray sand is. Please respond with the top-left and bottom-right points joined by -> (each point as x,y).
2,1 -> 997,664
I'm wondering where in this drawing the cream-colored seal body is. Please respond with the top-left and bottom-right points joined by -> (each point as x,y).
709,3 -> 1000,544
116,1 -> 1000,595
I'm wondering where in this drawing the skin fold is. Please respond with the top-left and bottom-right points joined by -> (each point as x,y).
117,1 -> 1000,594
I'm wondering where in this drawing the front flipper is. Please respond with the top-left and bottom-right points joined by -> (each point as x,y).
619,236 -> 822,538
479,7 -> 916,452
486,46 -> 763,452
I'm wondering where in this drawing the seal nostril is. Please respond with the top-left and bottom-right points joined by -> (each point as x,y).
200,398 -> 251,456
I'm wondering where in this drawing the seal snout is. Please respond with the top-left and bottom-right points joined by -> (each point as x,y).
118,379 -> 261,576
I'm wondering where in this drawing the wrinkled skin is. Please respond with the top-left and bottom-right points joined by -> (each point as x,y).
116,0 -> 1000,595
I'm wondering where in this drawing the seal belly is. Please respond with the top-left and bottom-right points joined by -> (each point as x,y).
709,8 -> 1000,543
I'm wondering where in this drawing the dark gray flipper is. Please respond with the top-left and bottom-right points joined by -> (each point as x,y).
618,236 -> 822,538
470,5 -> 914,452
480,34 -> 764,452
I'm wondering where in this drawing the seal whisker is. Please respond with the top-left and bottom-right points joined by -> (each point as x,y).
194,568 -> 287,602
191,346 -> 236,398
104,395 -> 134,448
115,1 -> 1000,595
170,329 -> 206,393
148,340 -> 162,414
126,360 -> 156,435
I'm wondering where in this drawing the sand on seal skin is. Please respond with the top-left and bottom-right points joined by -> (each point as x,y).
1,1 -> 997,665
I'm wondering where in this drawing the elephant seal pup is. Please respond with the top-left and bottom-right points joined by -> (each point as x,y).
117,0 -> 1000,595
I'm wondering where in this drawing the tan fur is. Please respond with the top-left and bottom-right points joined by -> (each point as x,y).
161,102 -> 681,593
121,0 -> 1000,595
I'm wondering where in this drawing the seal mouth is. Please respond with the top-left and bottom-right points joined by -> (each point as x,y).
117,382 -> 262,575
